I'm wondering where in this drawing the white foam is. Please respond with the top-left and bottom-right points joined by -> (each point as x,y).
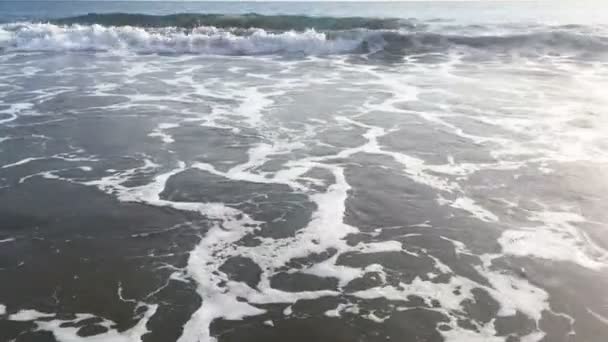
37,305 -> 157,342
0,237 -> 15,244
231,86 -> 275,127
441,322 -> 504,342
426,253 -> 453,274
9,309 -> 55,321
450,197 -> 499,222
0,304 -> 5,315
347,238 -> 555,341
171,111 -> 473,340
499,211 -> 608,270
2,154 -> 98,169
2,157 -> 43,168
479,263 -> 549,321
7,304 -> 157,342
333,117 -> 459,193
353,276 -> 473,313
178,162 -> 358,341
0,102 -> 32,125
148,123 -> 179,144
165,97 -> 565,342
587,308 -> 608,327
19,169 -> 66,184
356,240 -> 403,253
0,24 -> 364,55
300,256 -> 364,288
440,236 -> 472,256
83,160 -> 236,218
324,303 -> 349,318
365,312 -> 389,323
12,51 -> 600,342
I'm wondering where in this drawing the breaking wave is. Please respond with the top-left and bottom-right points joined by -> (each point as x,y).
0,14 -> 607,56
0,23 -> 365,55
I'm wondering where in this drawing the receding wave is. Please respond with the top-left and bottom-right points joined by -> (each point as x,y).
378,30 -> 608,55
0,22 -> 606,57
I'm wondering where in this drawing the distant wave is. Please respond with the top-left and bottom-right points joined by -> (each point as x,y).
1,20 -> 606,57
50,13 -> 419,31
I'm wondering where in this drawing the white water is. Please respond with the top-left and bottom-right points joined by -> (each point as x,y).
1,20 -> 607,342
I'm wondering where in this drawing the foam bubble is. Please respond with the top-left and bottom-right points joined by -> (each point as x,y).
355,241 -> 403,253
148,123 -> 179,144
300,256 -> 365,288
441,323 -> 504,342
6,304 -> 157,342
324,303 -> 349,318
9,309 -> 55,321
283,306 -> 292,316
2,153 -> 98,169
0,102 -> 33,125
450,197 -> 499,222
499,211 -> 608,270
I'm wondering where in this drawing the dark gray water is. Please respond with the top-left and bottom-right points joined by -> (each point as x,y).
1,2 -> 608,342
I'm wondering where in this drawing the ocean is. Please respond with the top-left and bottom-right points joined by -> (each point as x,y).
0,1 -> 607,342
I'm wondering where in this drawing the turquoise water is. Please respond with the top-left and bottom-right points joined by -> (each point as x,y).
1,1 -> 608,25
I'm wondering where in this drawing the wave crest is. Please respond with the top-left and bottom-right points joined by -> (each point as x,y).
0,23 -> 365,55
1,22 -> 606,57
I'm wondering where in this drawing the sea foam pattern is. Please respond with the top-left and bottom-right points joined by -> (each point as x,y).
1,10 -> 608,342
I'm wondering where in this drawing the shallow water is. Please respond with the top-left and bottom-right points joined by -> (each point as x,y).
1,2 -> 608,342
